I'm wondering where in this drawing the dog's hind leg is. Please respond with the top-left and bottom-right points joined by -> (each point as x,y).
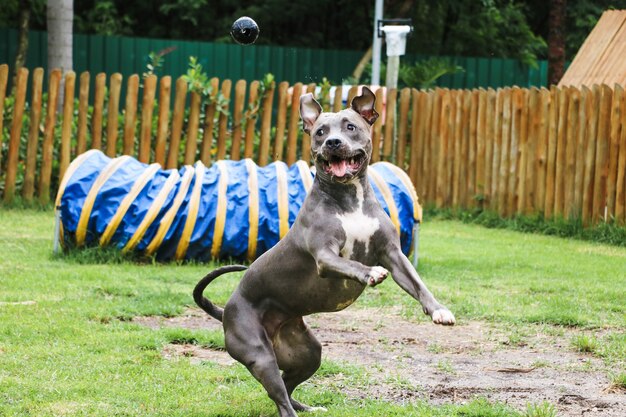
223,300 -> 299,417
273,318 -> 326,412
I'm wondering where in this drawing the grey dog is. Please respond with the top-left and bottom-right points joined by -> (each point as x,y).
194,87 -> 455,417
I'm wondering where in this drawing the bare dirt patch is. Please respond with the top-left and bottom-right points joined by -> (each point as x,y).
134,308 -> 625,416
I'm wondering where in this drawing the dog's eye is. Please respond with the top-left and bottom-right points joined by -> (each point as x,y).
315,128 -> 325,136
347,123 -> 356,131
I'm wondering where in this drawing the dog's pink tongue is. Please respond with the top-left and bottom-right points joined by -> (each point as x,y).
330,160 -> 348,177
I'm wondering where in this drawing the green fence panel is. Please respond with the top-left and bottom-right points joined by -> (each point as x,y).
0,27 -> 549,94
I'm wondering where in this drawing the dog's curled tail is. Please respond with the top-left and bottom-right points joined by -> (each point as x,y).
193,264 -> 248,322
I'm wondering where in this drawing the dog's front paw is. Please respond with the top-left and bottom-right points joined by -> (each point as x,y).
432,308 -> 456,325
366,266 -> 388,286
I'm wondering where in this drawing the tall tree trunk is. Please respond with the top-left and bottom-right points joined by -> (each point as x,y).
548,0 -> 566,86
47,0 -> 73,108
12,0 -> 31,93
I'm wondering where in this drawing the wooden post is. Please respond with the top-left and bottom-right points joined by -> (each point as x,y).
332,85 -> 343,112
564,87 -> 580,219
606,85 -> 623,220
490,88 -> 505,211
484,89 -> 496,208
166,76 -> 188,169
286,83 -> 303,165
553,86 -> 569,218
138,74 -> 157,163
154,76 -> 171,166
244,80 -> 259,160
3,67 -> 28,203
497,88 -> 512,216
273,81 -> 289,162
22,68 -> 44,202
396,88 -> 411,169
435,90 -> 451,208
615,84 -> 626,224
230,79 -> 247,160
544,86 -> 560,219
38,69 -> 62,205
122,74 -> 139,156
535,88 -> 551,213
451,91 -> 462,207
592,85 -> 612,223
408,89 -> 421,187
106,73 -> 123,157
200,77 -> 219,166
216,79 -> 232,161
91,73 -> 106,150
258,81 -> 275,166
76,71 -> 90,155
59,71 -> 76,181
371,88 -> 385,163
0,64 -> 8,166
382,88 -> 397,162
581,85 -> 599,225
184,91 -> 202,165
475,89 -> 487,207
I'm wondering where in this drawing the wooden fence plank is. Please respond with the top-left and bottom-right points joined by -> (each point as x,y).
475,89 -> 487,207
592,84 -> 613,222
506,87 -> 523,216
333,85 -> 343,112
427,89 -> 443,204
497,88 -> 512,216
39,69 -> 61,206
582,86 -> 599,225
436,90 -> 451,208
273,81 -> 289,162
59,71 -> 76,181
244,80 -> 259,160
606,84 -> 623,220
347,85 -> 358,105
544,86 -> 560,219
573,87 -> 588,217
0,64 -> 8,167
451,91 -> 462,207
23,68 -> 44,202
521,88 -> 539,214
467,90 -> 479,207
106,73 -> 123,157
490,88 -> 504,211
408,89 -> 421,186
216,79 -> 232,160
616,84 -> 626,223
200,77 -> 219,166
138,74 -> 157,163
535,88 -> 551,212
91,73 -> 106,150
371,88 -> 385,163
484,88 -> 496,207
122,74 -> 139,156
553,86 -> 570,218
166,76 -> 188,169
286,83 -> 303,165
184,91 -> 202,165
416,90 -> 433,199
396,87 -> 411,169
230,79 -> 246,160
3,67 -> 28,203
382,88 -> 397,162
154,76 -> 171,166
564,87 -> 580,219
76,71 -> 90,155
258,81 -> 276,166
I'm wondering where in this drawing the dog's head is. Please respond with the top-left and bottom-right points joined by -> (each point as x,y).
300,87 -> 379,183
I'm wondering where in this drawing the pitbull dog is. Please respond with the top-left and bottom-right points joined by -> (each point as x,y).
194,87 -> 455,417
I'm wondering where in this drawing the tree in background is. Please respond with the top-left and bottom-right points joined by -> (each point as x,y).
548,0 -> 566,85
47,0 -> 73,74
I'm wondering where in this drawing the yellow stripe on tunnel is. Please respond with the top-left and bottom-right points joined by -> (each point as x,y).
276,162 -> 290,239
123,169 -> 180,253
100,163 -> 161,247
376,162 -> 422,223
76,155 -> 132,247
246,159 -> 259,262
175,162 -> 205,260
145,166 -> 194,257
210,161 -> 229,260
369,168 -> 400,236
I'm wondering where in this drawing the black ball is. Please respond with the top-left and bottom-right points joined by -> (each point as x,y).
231,17 -> 260,45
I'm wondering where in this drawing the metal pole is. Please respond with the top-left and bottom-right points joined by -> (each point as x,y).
412,221 -> 420,269
53,206 -> 61,254
372,0 -> 384,86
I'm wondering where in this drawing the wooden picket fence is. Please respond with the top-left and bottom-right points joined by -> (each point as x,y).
0,63 -> 625,226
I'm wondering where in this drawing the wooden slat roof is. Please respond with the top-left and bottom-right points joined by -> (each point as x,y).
559,10 -> 626,87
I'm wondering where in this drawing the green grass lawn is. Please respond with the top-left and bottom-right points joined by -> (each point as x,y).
0,209 -> 624,416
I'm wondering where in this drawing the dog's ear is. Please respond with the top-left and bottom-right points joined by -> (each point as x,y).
300,93 -> 322,134
351,87 -> 379,125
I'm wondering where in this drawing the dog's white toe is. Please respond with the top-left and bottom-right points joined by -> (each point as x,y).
432,308 -> 456,325
366,266 -> 388,286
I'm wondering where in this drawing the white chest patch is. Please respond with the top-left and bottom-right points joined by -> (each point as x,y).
336,182 -> 380,259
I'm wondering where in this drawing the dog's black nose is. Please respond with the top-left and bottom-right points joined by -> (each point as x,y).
324,138 -> 342,149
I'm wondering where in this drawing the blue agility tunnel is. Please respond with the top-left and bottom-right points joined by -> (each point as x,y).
56,150 -> 422,262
